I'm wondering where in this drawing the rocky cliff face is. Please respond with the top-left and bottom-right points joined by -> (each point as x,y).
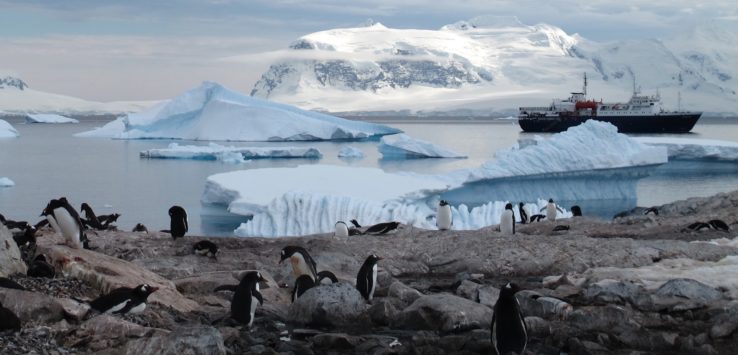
0,76 -> 27,91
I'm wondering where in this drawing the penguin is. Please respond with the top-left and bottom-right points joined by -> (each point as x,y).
316,270 -> 339,284
98,213 -> 121,228
490,282 -> 527,355
682,222 -> 711,232
708,219 -> 730,232
363,221 -> 401,235
132,223 -> 149,233
356,254 -> 382,301
0,301 -> 21,332
193,240 -> 219,258
229,271 -> 265,327
570,205 -> 582,217
279,246 -> 318,281
540,198 -> 564,221
334,221 -> 350,238
350,219 -> 362,228
529,214 -> 546,223
644,207 -> 659,216
436,200 -> 453,231
168,205 -> 188,239
80,203 -> 105,230
499,203 -> 515,235
27,254 -> 55,278
518,202 -> 529,224
0,214 -> 29,231
552,225 -> 570,232
0,277 -> 26,290
13,225 -> 36,248
89,284 -> 159,315
41,197 -> 88,249
291,274 -> 315,303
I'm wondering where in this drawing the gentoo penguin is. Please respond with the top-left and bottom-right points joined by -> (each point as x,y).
499,203 -> 515,235
0,277 -> 26,290
132,223 -> 149,233
0,301 -> 21,332
540,198 -> 564,221
644,207 -> 659,216
0,214 -> 29,231
229,271 -> 265,327
570,205 -> 582,217
13,225 -> 36,247
291,274 -> 315,303
193,240 -> 219,258
334,221 -> 350,238
316,270 -> 339,284
168,205 -> 188,239
279,246 -> 318,281
491,282 -> 527,355
552,225 -> 570,232
436,200 -> 453,231
350,219 -> 362,228
27,254 -> 55,278
708,219 -> 730,232
90,284 -> 159,315
363,221 -> 401,235
518,202 -> 529,224
41,197 -> 88,249
98,213 -> 121,228
356,254 -> 382,301
80,203 -> 104,230
683,221 -> 711,232
529,214 -> 545,223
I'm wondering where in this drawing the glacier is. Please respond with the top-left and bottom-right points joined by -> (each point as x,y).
338,146 -> 365,159
0,177 -> 14,187
0,119 -> 19,138
140,143 -> 322,162
635,137 -> 738,162
77,81 -> 402,141
379,133 -> 467,159
25,113 -> 79,124
203,121 -> 662,237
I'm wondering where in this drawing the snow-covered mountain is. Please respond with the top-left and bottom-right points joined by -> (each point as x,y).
251,17 -> 738,116
0,75 -> 154,115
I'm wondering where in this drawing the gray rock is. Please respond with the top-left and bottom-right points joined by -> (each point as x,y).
650,278 -> 723,312
524,316 -> 551,337
0,224 -> 27,277
368,298 -> 398,326
569,305 -> 638,333
124,326 -> 226,355
311,333 -> 363,350
616,329 -> 678,351
454,280 -> 480,301
0,288 -> 65,324
477,285 -> 500,308
388,281 -> 423,308
66,315 -> 165,351
287,282 -> 368,328
397,293 -> 492,332
583,279 -> 645,305
709,313 -> 738,338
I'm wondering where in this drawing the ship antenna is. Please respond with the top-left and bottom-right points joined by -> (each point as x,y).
583,72 -> 587,97
678,72 -> 683,112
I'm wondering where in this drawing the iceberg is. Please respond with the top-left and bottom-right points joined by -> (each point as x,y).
338,146 -> 365,159
74,116 -> 127,138
0,177 -> 14,187
0,119 -> 19,138
635,137 -> 738,162
379,133 -> 467,159
77,82 -> 402,141
140,143 -> 322,162
25,113 -> 79,124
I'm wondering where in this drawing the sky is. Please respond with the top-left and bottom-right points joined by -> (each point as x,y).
0,0 -> 736,102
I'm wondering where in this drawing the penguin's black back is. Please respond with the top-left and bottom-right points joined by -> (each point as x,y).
364,221 -> 400,235
518,203 -> 528,224
492,284 -> 527,355
193,240 -> 218,256
292,274 -> 315,303
27,255 -> 55,278
231,272 -> 263,325
571,205 -> 582,217
356,255 -> 380,300
168,205 -> 188,239
0,301 -> 21,332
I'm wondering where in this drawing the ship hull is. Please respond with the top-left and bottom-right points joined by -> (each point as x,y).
518,114 -> 701,133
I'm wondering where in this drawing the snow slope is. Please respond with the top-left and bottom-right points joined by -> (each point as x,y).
140,143 -> 322,161
78,81 -> 402,141
0,119 -> 19,138
249,17 -> 738,116
635,137 -> 738,162
379,133 -> 467,159
25,113 -> 79,123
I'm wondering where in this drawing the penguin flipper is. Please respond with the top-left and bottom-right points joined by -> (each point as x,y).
557,206 -> 564,213
253,290 -> 264,305
317,270 -> 339,284
214,284 -> 237,292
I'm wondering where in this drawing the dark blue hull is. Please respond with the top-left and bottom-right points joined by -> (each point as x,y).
518,114 -> 701,133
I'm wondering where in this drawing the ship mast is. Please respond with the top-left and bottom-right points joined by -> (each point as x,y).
678,72 -> 683,112
583,72 -> 587,97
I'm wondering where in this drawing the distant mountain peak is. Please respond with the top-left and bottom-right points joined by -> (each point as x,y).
442,16 -> 525,31
0,76 -> 28,91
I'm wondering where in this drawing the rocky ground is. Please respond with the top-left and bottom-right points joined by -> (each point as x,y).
1,190 -> 738,354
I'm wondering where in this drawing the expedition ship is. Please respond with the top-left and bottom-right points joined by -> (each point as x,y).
518,75 -> 701,133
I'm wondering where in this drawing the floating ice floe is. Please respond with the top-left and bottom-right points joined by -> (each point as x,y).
203,121 -> 658,237
74,116 -> 127,138
140,143 -> 322,163
25,113 -> 79,123
0,119 -> 19,138
76,82 -> 402,141
0,177 -> 14,187
635,137 -> 738,162
379,133 -> 467,159
338,146 -> 365,159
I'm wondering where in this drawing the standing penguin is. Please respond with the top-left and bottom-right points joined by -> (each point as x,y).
334,221 -> 350,238
41,197 -> 87,249
89,284 -> 159,315
229,271 -> 265,327
436,200 -> 453,231
168,205 -> 188,239
356,254 -> 382,301
518,202 -> 529,224
541,198 -> 564,221
279,246 -> 318,281
499,203 -> 515,235
491,282 -> 527,355
570,205 -> 582,217
0,301 -> 21,332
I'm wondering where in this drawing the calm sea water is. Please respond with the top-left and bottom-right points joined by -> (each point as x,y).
1,118 -> 737,236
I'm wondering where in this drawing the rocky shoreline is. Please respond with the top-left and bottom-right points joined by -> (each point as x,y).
2,191 -> 738,354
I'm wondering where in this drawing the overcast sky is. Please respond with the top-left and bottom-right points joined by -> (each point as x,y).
1,0 -> 736,101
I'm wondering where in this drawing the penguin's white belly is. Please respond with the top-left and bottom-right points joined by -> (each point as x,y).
546,204 -> 557,221
128,302 -> 146,314
500,211 -> 514,234
436,206 -> 452,230
335,225 -> 349,238
46,215 -> 61,234
291,255 -> 314,280
54,208 -> 81,247
105,301 -> 128,314
249,296 -> 258,327
369,264 -> 377,301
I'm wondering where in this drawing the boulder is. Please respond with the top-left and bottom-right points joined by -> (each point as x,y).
388,281 -> 423,308
454,280 -> 480,301
0,288 -> 65,324
477,285 -> 500,308
39,244 -> 198,313
516,290 -> 573,320
397,293 -> 492,332
369,298 -> 398,326
0,224 -> 27,276
65,315 -> 166,351
583,279 -> 645,305
569,305 -> 638,333
287,282 -> 368,328
311,333 -> 363,350
123,326 -> 226,355
650,278 -> 723,312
